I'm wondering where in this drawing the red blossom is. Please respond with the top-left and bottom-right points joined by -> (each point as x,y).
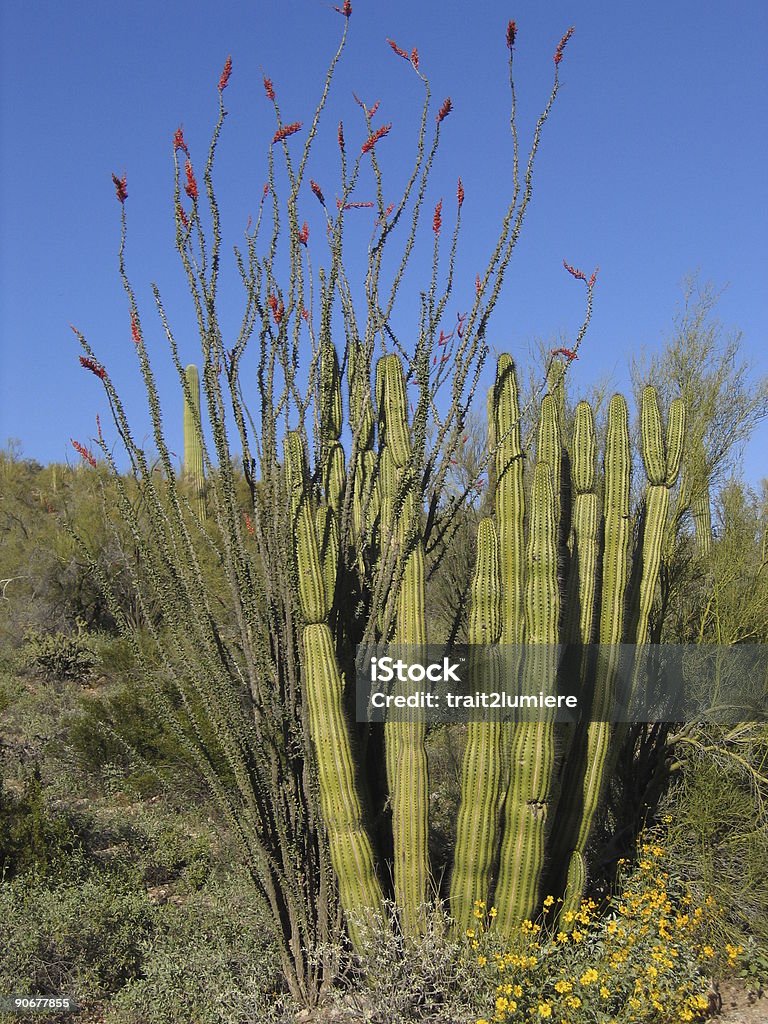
184,160 -> 199,201
71,439 -> 97,468
333,0 -> 352,15
310,179 -> 325,205
433,199 -> 443,235
301,308 -> 309,321
339,200 -> 375,210
262,183 -> 270,198
96,415 -> 103,442
361,122 -> 392,154
457,177 -> 464,208
263,76 -> 275,101
218,55 -> 232,91
243,512 -> 255,537
267,293 -> 284,325
130,311 -> 142,345
112,173 -> 128,203
437,97 -> 452,123
506,20 -> 517,49
173,126 -> 189,155
551,347 -> 578,362
338,121 -> 345,151
456,311 -> 467,338
437,329 -> 453,346
384,202 -> 394,217
554,26 -> 575,65
273,121 -> 302,144
563,259 -> 587,282
178,205 -> 189,228
297,222 -> 309,246
387,38 -> 409,60
369,100 -> 380,117
588,267 -> 599,288
79,356 -> 107,380
476,274 -> 482,294
411,48 -> 419,69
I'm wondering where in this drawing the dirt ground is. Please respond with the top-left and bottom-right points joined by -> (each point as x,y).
714,980 -> 766,1023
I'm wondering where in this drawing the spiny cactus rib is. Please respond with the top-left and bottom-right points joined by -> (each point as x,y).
376,355 -> 429,937
494,355 -> 525,646
561,850 -> 586,920
494,462 -> 559,931
320,340 -> 343,442
450,518 -> 503,930
183,364 -> 207,520
323,441 -> 346,514
549,394 -> 631,913
376,354 -> 412,467
641,386 -> 666,486
665,399 -> 685,485
303,622 -> 384,947
315,505 -> 339,607
562,403 -> 599,647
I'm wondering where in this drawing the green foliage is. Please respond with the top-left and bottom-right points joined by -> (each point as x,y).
0,871 -> 154,1001
21,626 -> 98,683
0,775 -> 86,879
106,877 -> 282,1024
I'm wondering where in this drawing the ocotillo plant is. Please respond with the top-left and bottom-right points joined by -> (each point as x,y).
182,363 -> 207,520
69,13 -> 622,1006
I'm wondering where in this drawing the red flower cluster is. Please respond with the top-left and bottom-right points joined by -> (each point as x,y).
71,439 -> 97,468
506,20 -> 517,49
437,97 -> 452,123
411,48 -> 419,69
267,293 -> 285,325
178,205 -> 189,228
273,122 -> 302,144
112,173 -> 128,203
263,76 -> 275,101
301,308 -> 310,321
457,177 -> 464,208
173,126 -> 189,155
310,179 -> 325,205
563,259 -> 586,282
184,160 -> 199,201
334,1 -> 352,15
361,122 -> 392,154
433,199 -> 442,235
551,346 -> 578,362
338,121 -> 345,151
297,222 -> 309,246
588,267 -> 599,288
79,355 -> 107,380
131,311 -> 142,345
243,511 -> 255,537
554,26 -> 574,65
218,55 -> 232,91
387,38 -> 419,68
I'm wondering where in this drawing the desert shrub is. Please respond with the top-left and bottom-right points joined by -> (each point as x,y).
106,876 -> 282,1024
0,775 -> 87,880
659,748 -> 768,949
21,627 -> 98,683
0,871 -> 154,1002
467,841 -> 724,1023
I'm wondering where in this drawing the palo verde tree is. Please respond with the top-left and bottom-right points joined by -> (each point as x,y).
66,11 -> 686,1006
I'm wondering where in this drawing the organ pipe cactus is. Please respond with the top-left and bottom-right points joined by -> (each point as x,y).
279,334 -> 687,949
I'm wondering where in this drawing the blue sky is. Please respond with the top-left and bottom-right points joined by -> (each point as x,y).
1,1 -> 766,484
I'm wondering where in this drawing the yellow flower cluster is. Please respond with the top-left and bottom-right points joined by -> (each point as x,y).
470,839 -> 730,1024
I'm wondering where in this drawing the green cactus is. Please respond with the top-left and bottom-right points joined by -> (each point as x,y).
183,364 -> 207,520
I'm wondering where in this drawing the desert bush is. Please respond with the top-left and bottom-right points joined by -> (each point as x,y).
0,871 -> 154,1002
106,876 -> 282,1024
21,627 -> 98,683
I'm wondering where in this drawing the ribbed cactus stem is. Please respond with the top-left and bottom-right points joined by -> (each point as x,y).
286,432 -> 383,946
450,518 -> 503,931
550,394 -> 632,917
494,462 -> 559,931
494,355 -> 525,646
376,354 -> 429,938
303,623 -> 384,947
562,402 -> 599,647
183,364 -> 207,520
